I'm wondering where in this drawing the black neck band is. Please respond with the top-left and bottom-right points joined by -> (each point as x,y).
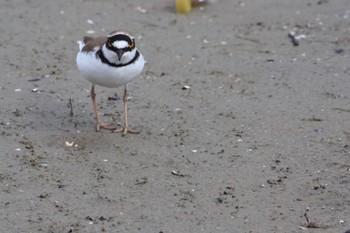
97,49 -> 140,68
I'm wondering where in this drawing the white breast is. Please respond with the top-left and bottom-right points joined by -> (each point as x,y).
76,50 -> 145,88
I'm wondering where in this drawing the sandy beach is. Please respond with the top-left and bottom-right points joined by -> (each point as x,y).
0,0 -> 349,232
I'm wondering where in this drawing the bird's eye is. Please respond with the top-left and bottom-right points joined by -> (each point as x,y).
129,41 -> 134,48
108,41 -> 112,47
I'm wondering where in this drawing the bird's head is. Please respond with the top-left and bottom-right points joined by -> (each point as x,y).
106,31 -> 136,62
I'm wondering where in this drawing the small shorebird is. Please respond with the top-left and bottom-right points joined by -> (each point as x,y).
76,30 -> 145,135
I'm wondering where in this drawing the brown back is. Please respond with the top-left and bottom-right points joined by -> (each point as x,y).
82,36 -> 107,52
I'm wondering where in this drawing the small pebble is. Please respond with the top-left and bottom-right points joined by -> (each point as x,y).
135,6 -> 147,13
86,19 -> 94,25
335,48 -> 345,54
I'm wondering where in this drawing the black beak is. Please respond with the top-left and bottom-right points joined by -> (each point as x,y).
116,49 -> 124,61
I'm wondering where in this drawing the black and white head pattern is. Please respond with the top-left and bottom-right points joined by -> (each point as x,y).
106,31 -> 136,61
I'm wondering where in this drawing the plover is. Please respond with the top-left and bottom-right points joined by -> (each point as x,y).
76,30 -> 145,135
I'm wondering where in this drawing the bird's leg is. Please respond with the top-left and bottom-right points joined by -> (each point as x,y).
90,85 -> 110,131
114,86 -> 139,135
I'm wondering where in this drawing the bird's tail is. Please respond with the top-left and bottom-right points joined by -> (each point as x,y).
77,40 -> 85,51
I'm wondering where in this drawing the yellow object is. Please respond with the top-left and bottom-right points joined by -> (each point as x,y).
176,0 -> 191,13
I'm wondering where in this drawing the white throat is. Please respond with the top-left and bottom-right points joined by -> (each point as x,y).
101,45 -> 137,64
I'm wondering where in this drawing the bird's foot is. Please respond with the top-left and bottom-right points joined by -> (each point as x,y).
96,122 -> 111,132
114,126 -> 139,135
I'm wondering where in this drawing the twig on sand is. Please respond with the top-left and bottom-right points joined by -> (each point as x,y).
68,98 -> 74,117
303,213 -> 328,229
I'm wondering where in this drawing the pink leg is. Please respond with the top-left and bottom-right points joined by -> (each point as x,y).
91,85 -> 110,131
114,86 -> 139,135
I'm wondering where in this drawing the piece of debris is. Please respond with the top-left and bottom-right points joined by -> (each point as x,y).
176,0 -> 192,13
135,6 -> 147,14
192,0 -> 208,7
135,177 -> 148,185
86,19 -> 94,25
68,98 -> 74,117
65,141 -> 74,147
108,94 -> 119,101
171,170 -> 187,177
303,212 -> 328,229
32,88 -> 42,93
28,78 -> 41,82
176,0 -> 208,13
301,117 -> 324,122
288,31 -> 306,46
